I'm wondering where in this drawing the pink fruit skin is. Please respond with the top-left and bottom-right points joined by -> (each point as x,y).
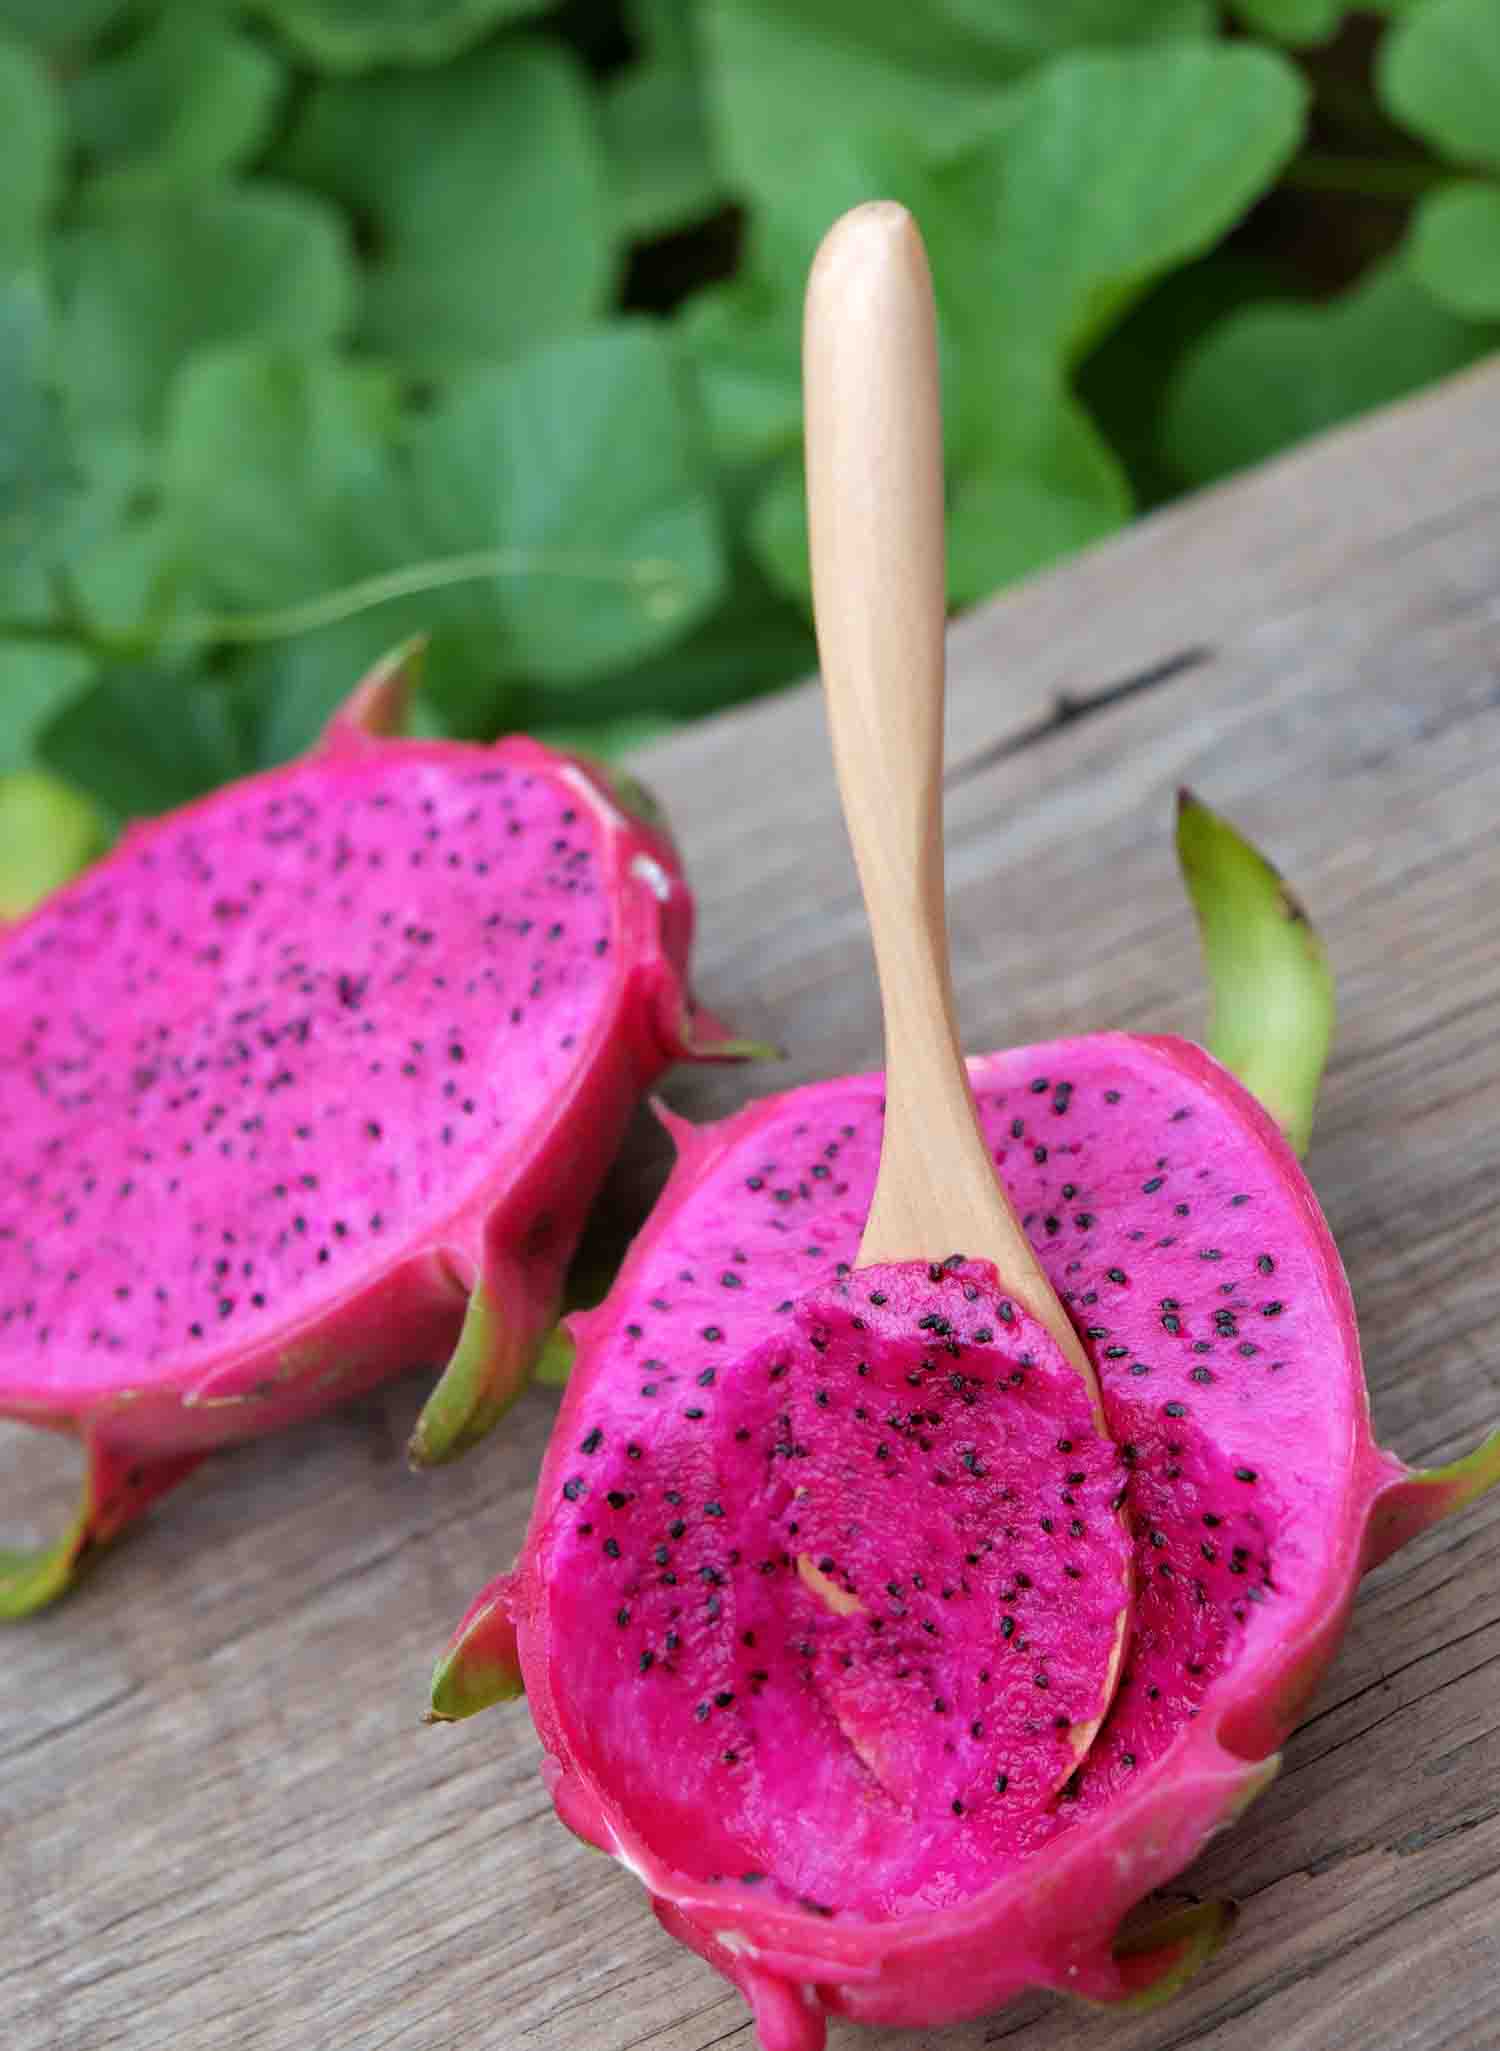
0,661 -> 739,1587
466,1033 -> 1498,2047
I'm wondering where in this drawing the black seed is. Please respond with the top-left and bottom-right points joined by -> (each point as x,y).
580,1429 -> 603,1455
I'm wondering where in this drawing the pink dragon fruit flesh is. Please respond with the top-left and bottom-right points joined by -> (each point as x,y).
0,642 -> 755,1618
432,794 -> 1499,2048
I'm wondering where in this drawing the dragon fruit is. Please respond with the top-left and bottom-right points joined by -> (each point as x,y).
0,642 -> 752,1617
431,794 -> 1499,2047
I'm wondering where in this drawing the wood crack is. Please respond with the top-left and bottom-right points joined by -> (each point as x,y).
942,646 -> 1213,790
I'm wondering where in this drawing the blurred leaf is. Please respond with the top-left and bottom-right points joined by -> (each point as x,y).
0,642 -> 96,771
408,322 -> 726,683
735,45 -> 1303,610
0,273 -> 81,581
1380,0 -> 1500,175
0,35 -> 62,265
605,0 -> 722,241
1162,256 -> 1496,488
529,710 -> 679,758
1409,180 -> 1500,318
161,347 -> 414,611
677,275 -> 803,465
69,10 -> 283,184
703,0 -> 1211,235
546,563 -> 816,723
947,380 -> 1130,603
924,0 -> 1211,45
55,185 -> 357,435
39,668 -> 258,817
0,768 -> 106,918
949,44 -> 1307,366
1229,0 -> 1345,42
283,41 -> 610,369
254,0 -> 548,70
1078,248 -> 1286,508
0,0 -> 127,53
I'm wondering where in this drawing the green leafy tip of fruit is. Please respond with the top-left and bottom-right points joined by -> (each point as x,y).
1175,788 -> 1334,1158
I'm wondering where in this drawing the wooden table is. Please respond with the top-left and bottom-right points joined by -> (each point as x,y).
5,363 -> 1500,2051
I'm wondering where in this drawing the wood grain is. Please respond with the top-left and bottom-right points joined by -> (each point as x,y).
4,359 -> 1500,2051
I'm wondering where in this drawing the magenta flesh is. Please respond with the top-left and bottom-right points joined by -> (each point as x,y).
0,650 -> 740,1610
466,1032 -> 1499,2042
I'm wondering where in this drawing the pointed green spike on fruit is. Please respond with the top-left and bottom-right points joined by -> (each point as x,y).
0,770 -> 107,924
1104,1899 -> 1238,2011
426,1573 -> 523,1722
1176,788 -> 1334,1156
0,1439 -> 205,1619
316,637 -> 424,756
532,1322 -> 576,1388
1364,1428 -> 1500,1572
677,1018 -> 785,1063
408,1282 -> 541,1468
0,1503 -> 92,1618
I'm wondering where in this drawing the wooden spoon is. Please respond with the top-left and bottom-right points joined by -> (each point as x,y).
802,200 -> 1103,1417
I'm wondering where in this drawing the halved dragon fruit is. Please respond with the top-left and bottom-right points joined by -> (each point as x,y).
432,795 -> 1499,2047
0,644 -> 754,1616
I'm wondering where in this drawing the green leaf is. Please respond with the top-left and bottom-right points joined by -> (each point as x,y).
161,347 -> 414,614
1162,255 -> 1496,489
69,9 -> 284,185
39,668 -> 257,817
604,0 -> 722,241
1078,249 -> 1286,510
528,563 -> 815,726
0,642 -> 96,772
0,272 -> 80,583
0,0 -> 128,54
1409,179 -> 1500,318
1176,788 -> 1334,1156
0,35 -> 62,265
408,322 -> 726,683
253,0 -> 548,70
0,768 -> 107,920
55,185 -> 357,435
703,0 -> 1211,234
282,40 -> 610,371
949,44 -> 1307,364
1229,0 -> 1345,43
1380,0 -> 1500,175
947,383 -> 1130,604
676,272 -> 809,468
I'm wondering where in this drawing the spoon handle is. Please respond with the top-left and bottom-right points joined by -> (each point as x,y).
803,202 -> 1092,1383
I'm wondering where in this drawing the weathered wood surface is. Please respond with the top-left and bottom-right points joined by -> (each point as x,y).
5,359 -> 1500,2051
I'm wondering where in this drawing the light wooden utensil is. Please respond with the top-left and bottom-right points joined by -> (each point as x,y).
802,200 -> 1102,1409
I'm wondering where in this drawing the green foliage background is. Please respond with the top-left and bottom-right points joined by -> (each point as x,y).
3,0 -> 1498,833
